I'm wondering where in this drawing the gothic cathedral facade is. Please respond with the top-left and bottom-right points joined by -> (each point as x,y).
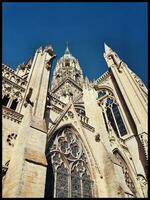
2,44 -> 148,198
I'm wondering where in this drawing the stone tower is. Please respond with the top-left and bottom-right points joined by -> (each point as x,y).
2,43 -> 148,198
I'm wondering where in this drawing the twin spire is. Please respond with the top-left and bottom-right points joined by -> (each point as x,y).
64,42 -> 112,55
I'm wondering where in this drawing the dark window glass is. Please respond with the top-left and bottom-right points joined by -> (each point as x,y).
106,107 -> 119,137
112,104 -> 127,136
98,90 -> 106,98
71,168 -> 81,198
10,99 -> 18,110
2,95 -> 10,106
56,164 -> 69,198
82,173 -> 92,198
106,98 -> 113,106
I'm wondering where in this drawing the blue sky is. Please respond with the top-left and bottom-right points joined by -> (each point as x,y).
2,2 -> 148,85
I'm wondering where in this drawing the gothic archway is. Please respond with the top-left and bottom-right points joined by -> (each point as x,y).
45,125 -> 93,198
113,150 -> 137,197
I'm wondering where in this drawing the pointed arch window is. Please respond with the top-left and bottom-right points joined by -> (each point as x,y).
105,98 -> 127,137
113,151 -> 136,197
98,89 -> 106,99
98,92 -> 127,137
46,127 -> 93,198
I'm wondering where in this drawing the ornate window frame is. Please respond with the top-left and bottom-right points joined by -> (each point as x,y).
46,126 -> 93,198
97,88 -> 128,138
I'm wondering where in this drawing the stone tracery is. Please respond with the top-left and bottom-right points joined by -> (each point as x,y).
97,89 -> 127,138
47,127 -> 93,198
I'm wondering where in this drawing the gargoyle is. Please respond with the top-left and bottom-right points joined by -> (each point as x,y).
45,55 -> 56,70
24,87 -> 34,107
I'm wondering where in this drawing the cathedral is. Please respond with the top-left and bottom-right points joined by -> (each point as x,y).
2,43 -> 148,198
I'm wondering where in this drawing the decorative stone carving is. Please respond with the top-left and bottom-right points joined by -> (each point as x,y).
138,132 -> 148,159
6,133 -> 17,147
2,106 -> 23,123
137,174 -> 147,197
24,87 -> 34,107
47,127 -> 93,198
68,111 -> 74,118
95,134 -> 100,142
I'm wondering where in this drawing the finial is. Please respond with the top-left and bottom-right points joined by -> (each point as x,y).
65,41 -> 71,54
104,42 -> 112,53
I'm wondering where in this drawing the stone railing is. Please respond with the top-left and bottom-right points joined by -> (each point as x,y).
2,106 -> 23,123
47,92 -> 66,110
80,121 -> 95,133
2,64 -> 28,89
77,113 -> 89,124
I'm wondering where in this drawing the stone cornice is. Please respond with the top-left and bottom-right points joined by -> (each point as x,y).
3,77 -> 26,92
2,106 -> 23,123
2,64 -> 28,84
2,64 -> 15,73
95,71 -> 110,85
47,92 -> 66,108
81,121 -> 95,133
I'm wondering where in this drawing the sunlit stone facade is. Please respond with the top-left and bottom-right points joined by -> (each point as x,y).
2,44 -> 148,198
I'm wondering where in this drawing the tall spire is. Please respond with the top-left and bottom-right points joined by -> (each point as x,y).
104,43 -> 112,53
65,41 -> 71,55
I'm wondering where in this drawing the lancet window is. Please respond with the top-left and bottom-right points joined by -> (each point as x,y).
47,127 -> 93,198
98,89 -> 127,137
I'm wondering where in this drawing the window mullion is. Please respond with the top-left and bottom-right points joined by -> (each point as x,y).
103,108 -> 110,129
80,175 -> 83,197
54,170 -> 57,198
68,169 -> 71,197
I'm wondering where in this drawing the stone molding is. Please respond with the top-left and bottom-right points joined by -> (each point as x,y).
2,106 -> 23,123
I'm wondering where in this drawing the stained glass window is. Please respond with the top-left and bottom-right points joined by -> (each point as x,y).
71,167 -> 81,197
47,127 -> 93,198
98,90 -> 106,98
106,107 -> 119,137
56,164 -> 69,198
101,97 -> 127,137
82,172 -> 93,198
112,104 -> 127,136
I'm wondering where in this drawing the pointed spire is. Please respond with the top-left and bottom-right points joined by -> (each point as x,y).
104,43 -> 112,53
65,41 -> 71,55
